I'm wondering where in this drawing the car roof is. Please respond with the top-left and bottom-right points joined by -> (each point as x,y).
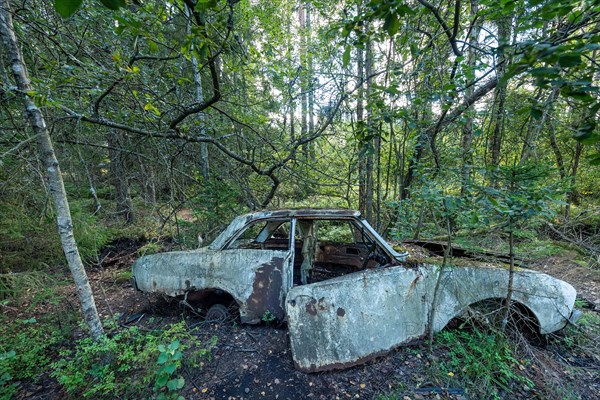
208,209 -> 362,250
241,208 -> 362,221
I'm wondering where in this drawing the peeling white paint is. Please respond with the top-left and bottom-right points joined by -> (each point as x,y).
286,264 -> 576,371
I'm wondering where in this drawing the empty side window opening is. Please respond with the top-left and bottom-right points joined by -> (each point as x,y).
228,220 -> 292,250
292,219 -> 391,285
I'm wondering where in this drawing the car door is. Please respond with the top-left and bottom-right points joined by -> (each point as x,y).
285,265 -> 429,372
222,218 -> 295,323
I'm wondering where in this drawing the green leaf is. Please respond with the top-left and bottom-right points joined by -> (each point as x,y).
164,363 -> 177,375
383,12 -> 400,36
530,67 -> 560,77
157,352 -> 169,365
442,83 -> 456,91
155,374 -> 168,387
558,53 -> 582,67
99,0 -> 125,10
54,0 -> 83,18
148,40 -> 159,53
144,102 -> 161,116
167,377 -> 185,391
530,107 -> 543,120
587,153 -> 600,166
196,0 -> 218,11
168,340 -> 180,352
574,129 -> 599,145
342,45 -> 351,67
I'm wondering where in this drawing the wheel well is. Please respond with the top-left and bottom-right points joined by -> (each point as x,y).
184,288 -> 239,316
453,298 -> 541,335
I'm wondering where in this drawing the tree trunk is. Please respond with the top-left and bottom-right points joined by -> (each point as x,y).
107,130 -> 134,223
299,3 -> 308,156
363,39 -> 374,224
0,0 -> 104,340
461,0 -> 480,194
306,1 -> 315,161
565,142 -> 582,219
186,3 -> 209,180
356,38 -> 366,216
489,16 -> 511,167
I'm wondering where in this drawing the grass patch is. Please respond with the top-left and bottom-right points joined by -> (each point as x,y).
433,327 -> 533,400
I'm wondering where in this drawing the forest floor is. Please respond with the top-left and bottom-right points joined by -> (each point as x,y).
8,240 -> 600,400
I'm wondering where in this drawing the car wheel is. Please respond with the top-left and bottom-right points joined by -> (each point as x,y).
205,304 -> 230,322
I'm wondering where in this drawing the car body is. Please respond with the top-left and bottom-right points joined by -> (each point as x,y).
132,209 -> 579,372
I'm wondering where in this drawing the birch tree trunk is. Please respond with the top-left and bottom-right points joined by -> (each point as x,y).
0,0 -> 104,340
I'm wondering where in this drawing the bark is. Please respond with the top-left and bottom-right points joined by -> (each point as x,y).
460,0 -> 480,194
565,142 -> 582,219
356,37 -> 367,218
306,1 -> 315,161
185,4 -> 209,180
489,16 -> 511,167
0,0 -> 104,340
549,129 -> 566,180
519,88 -> 543,163
142,164 -> 157,203
107,131 -> 134,223
77,148 -> 101,214
299,3 -> 308,150
363,39 -> 374,224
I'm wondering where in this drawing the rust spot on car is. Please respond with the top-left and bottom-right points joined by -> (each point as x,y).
305,298 -> 328,315
245,258 -> 285,321
306,298 -> 318,316
337,307 -> 345,317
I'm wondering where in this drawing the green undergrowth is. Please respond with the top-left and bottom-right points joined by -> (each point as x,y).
0,312 -> 77,399
0,312 -> 217,399
434,328 -> 533,399
452,234 -> 580,260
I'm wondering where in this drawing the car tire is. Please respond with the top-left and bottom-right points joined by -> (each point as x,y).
206,304 -> 230,322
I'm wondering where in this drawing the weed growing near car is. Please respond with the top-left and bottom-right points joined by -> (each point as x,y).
435,327 -> 533,399
0,313 -> 217,399
50,319 -> 216,398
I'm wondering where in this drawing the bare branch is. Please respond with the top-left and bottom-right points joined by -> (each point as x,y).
416,0 -> 463,56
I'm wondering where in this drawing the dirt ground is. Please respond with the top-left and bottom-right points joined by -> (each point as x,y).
10,240 -> 600,400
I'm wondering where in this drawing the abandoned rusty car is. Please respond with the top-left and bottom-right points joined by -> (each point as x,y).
131,209 -> 580,371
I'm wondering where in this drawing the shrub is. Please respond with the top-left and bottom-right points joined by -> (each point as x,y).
50,320 -> 216,399
435,328 -> 532,399
0,317 -> 69,398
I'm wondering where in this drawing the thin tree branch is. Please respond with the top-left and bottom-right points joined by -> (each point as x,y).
416,0 -> 463,56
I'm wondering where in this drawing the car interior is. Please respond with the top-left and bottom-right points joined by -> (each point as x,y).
227,218 -> 392,284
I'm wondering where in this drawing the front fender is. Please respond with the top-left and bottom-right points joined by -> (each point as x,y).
424,265 -> 576,334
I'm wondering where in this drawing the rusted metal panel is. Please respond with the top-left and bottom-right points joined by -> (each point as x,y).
285,266 -> 429,372
245,257 -> 286,322
132,248 -> 291,323
285,263 -> 577,372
